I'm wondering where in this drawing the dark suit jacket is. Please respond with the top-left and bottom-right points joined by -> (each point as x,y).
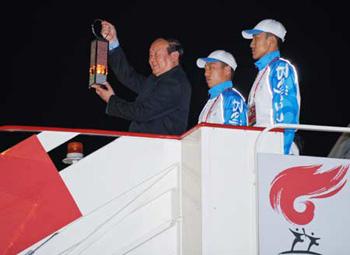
106,47 -> 191,135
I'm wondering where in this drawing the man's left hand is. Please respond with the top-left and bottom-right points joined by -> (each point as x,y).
91,81 -> 115,103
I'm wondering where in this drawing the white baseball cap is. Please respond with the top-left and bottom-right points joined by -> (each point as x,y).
196,50 -> 237,70
242,19 -> 287,42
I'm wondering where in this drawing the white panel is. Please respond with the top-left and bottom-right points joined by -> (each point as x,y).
37,131 -> 79,152
258,154 -> 350,255
200,127 -> 283,255
127,224 -> 178,255
19,125 -> 284,255
181,129 -> 202,255
19,166 -> 180,255
60,136 -> 181,215
77,191 -> 176,255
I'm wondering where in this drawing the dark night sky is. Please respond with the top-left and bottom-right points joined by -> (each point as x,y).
3,0 -> 349,156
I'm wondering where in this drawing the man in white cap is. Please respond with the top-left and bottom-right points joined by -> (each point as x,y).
197,50 -> 247,126
242,19 -> 301,154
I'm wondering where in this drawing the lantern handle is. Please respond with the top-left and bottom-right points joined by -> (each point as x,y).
91,19 -> 109,41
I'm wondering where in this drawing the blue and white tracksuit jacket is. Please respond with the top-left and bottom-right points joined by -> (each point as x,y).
198,81 -> 248,126
248,50 -> 301,154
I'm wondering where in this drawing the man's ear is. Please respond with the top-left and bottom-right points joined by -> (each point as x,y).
268,35 -> 278,49
224,65 -> 232,75
170,51 -> 180,61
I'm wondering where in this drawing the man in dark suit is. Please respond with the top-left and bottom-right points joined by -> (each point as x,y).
92,21 -> 191,135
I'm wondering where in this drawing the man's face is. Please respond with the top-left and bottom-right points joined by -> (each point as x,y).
204,62 -> 229,88
250,32 -> 271,60
149,39 -> 176,76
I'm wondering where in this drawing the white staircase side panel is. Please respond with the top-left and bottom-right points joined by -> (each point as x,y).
70,190 -> 177,255
19,165 -> 180,255
59,136 -> 181,215
13,125 -> 284,255
124,224 -> 178,255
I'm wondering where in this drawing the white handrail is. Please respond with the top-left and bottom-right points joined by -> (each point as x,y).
255,123 -> 350,157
